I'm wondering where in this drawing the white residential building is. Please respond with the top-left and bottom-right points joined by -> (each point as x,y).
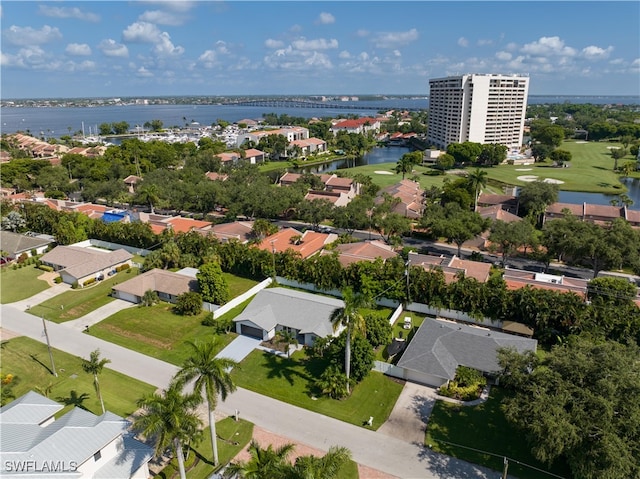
0,391 -> 153,479
427,73 -> 529,150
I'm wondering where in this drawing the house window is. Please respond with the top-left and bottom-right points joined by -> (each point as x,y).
94,450 -> 102,462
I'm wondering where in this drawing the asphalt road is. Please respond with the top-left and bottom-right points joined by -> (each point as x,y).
1,304 -> 501,479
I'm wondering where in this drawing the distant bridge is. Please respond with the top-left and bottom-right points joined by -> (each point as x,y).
222,99 -> 422,111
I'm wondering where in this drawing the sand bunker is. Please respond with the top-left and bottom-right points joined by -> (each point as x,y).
606,146 -> 621,150
515,168 -> 532,171
575,141 -> 588,144
517,175 -> 565,185
374,170 -> 394,175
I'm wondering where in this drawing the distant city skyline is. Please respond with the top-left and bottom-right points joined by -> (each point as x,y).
1,1 -> 639,99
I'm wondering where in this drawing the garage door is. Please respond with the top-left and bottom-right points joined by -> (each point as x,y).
240,324 -> 263,339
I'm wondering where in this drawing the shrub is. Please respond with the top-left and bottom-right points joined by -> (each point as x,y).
72,281 -> 79,289
17,253 -> 28,264
54,276 -> 63,284
30,249 -> 37,257
115,263 -> 131,272
38,264 -> 54,272
438,366 -> 486,401
174,292 -> 203,316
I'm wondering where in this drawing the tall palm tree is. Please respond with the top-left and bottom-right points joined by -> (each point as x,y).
81,349 -> 111,414
290,445 -> 352,479
173,339 -> 237,466
467,168 -> 488,212
133,385 -> 202,479
224,439 -> 295,479
330,287 -> 370,394
275,329 -> 298,358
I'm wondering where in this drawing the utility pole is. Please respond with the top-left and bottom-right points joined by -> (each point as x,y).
502,456 -> 509,479
405,260 -> 411,304
271,240 -> 277,281
42,315 -> 58,377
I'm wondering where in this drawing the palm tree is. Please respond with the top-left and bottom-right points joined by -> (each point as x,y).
290,446 -> 352,479
173,339 -> 237,466
467,168 -> 488,212
224,439 -> 295,479
395,156 -> 413,179
133,385 -> 202,479
329,287 -> 370,394
81,349 -> 111,414
275,330 -> 298,358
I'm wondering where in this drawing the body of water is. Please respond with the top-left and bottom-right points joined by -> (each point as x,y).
559,178 -> 640,210
2,96 -> 639,139
296,146 -> 411,174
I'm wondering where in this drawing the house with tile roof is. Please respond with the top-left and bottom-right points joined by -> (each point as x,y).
502,268 -> 590,298
236,126 -> 309,147
376,180 -> 425,219
396,317 -> 537,387
0,391 -> 153,479
543,202 -> 639,227
304,190 -> 351,207
477,204 -> 522,223
112,268 -> 198,304
330,117 -> 381,135
408,251 -> 492,283
233,287 -> 344,346
256,228 -> 337,259
322,240 -> 398,267
198,221 -> 254,243
477,193 -> 519,215
40,246 -> 132,286
290,138 -> 328,156
242,148 -> 266,164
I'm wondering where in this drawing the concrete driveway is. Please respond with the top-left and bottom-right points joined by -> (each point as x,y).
216,335 -> 261,362
378,381 -> 439,444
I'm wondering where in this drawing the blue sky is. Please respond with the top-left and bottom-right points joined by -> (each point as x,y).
1,1 -> 639,99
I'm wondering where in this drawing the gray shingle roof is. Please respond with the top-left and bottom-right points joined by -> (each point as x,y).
112,268 -> 198,298
234,287 -> 344,338
0,390 -> 63,425
0,231 -> 53,256
397,318 -> 537,380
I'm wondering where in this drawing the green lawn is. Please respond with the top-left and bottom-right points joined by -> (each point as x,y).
231,349 -> 403,429
375,312 -> 426,362
223,273 -> 259,298
29,268 -> 140,322
155,418 -> 254,479
339,140 -> 636,195
0,336 -> 155,418
87,302 -> 237,366
426,387 -> 571,479
0,265 -> 51,304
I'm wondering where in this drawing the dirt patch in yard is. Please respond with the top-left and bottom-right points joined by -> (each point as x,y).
98,323 -> 172,349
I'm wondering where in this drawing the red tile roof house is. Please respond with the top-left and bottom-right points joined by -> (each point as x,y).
279,172 -> 359,201
216,152 -> 242,164
257,228 -> 338,259
290,138 -> 328,156
543,202 -> 637,227
40,245 -> 132,286
198,221 -> 255,243
502,269 -> 590,298
112,268 -> 198,304
205,171 -> 229,181
243,148 -> 266,164
304,190 -> 351,207
477,193 -> 519,215
330,117 -> 381,135
321,240 -> 398,267
478,204 -> 522,223
236,126 -> 310,149
164,217 -> 212,234
376,180 -> 426,219
408,251 -> 492,283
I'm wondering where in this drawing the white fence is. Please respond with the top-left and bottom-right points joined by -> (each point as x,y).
373,360 -> 405,380
212,277 -> 273,319
71,239 -> 152,257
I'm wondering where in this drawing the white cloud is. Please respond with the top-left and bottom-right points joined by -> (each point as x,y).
265,38 -> 284,49
198,50 -> 218,68
4,25 -> 62,46
521,36 -> 576,57
65,43 -> 92,56
215,41 -> 229,55
392,50 -> 401,57
304,52 -> 332,68
122,22 -> 161,43
1,46 -> 46,68
98,39 -> 129,58
356,29 -> 369,38
458,37 -> 468,48
339,50 -> 351,59
291,38 -> 338,51
495,51 -> 512,61
140,1 -> 195,13
153,32 -> 184,57
477,39 -> 493,46
372,28 -> 418,48
139,10 -> 187,26
316,12 -> 335,25
137,66 -> 154,77
582,45 -> 613,60
38,5 -> 100,22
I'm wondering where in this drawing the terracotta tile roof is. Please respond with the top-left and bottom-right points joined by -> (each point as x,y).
207,221 -> 254,243
166,217 -> 212,233
113,268 -> 197,298
279,172 -> 302,184
328,240 -> 398,266
243,148 -> 265,157
205,172 -> 229,181
257,228 -> 337,259
478,205 -> 522,223
123,175 -> 142,184
545,202 -> 584,216
584,204 -> 623,219
625,208 -> 640,225
448,257 -> 492,283
304,191 -> 345,205
325,176 -> 353,188
477,194 -> 517,206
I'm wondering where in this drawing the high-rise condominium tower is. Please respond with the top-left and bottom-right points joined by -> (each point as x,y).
427,73 -> 529,150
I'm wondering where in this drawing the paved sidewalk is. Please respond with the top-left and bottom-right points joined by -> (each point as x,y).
9,283 -> 70,311
63,299 -> 137,331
